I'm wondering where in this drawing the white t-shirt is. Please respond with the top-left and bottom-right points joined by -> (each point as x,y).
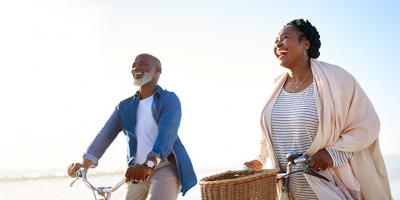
132,95 -> 159,165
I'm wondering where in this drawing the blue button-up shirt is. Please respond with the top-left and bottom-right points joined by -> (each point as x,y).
83,85 -> 197,195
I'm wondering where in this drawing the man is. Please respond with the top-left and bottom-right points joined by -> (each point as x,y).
67,53 -> 197,200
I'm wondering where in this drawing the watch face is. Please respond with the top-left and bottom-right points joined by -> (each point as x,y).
146,160 -> 155,168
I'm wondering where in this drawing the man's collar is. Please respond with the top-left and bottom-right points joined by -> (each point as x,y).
154,85 -> 163,95
134,85 -> 163,98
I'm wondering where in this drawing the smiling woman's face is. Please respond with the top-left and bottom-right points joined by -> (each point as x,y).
274,26 -> 309,69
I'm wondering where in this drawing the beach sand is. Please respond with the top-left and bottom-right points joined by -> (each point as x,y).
0,172 -> 201,200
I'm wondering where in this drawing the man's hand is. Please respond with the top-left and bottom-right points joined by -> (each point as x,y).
244,160 -> 263,170
125,165 -> 153,183
67,159 -> 93,177
308,148 -> 333,171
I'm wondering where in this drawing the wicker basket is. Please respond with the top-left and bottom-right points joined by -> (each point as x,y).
200,169 -> 278,200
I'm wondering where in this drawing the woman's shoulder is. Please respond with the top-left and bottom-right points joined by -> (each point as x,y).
317,60 -> 351,76
314,59 -> 357,83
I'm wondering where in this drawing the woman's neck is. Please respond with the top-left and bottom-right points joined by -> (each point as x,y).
288,58 -> 311,80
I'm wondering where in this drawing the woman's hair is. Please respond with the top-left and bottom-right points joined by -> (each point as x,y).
285,19 -> 321,59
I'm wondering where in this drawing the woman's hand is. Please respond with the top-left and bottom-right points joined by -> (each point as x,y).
244,160 -> 263,170
308,148 -> 333,171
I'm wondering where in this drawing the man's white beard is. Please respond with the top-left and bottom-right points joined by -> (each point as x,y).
133,72 -> 154,86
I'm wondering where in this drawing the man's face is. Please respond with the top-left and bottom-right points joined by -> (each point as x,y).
131,55 -> 157,86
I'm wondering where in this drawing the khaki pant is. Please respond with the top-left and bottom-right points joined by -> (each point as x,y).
125,161 -> 181,200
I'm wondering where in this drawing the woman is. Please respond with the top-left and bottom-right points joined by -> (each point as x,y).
244,19 -> 392,200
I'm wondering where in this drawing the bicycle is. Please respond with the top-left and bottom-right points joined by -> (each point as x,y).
70,168 -> 126,200
277,152 -> 330,199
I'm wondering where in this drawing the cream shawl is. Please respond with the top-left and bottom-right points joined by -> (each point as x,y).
258,59 -> 392,200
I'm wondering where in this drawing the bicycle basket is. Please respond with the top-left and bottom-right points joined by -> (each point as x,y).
200,169 -> 278,200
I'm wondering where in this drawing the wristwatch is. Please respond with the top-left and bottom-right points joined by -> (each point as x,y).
145,159 -> 156,169
145,157 -> 162,169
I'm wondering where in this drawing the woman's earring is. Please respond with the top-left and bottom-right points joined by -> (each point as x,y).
304,49 -> 308,57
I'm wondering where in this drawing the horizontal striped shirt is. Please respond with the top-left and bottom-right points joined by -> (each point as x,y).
325,147 -> 354,167
271,83 -> 353,200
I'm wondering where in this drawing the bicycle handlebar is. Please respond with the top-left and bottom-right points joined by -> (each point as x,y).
278,152 -> 330,182
70,168 -> 126,200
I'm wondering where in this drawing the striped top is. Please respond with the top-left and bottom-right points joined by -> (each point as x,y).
271,83 -> 353,200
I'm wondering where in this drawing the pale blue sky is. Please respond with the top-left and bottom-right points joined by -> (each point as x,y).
0,0 -> 399,180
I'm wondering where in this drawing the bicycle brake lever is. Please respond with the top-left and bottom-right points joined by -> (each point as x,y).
70,169 -> 86,187
302,164 -> 330,182
70,178 -> 79,187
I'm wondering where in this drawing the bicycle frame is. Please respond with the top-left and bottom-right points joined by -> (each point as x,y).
70,169 -> 126,200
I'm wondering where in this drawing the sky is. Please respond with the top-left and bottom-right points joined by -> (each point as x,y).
0,0 -> 399,179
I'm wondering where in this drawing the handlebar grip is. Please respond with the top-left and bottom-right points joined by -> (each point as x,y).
130,180 -> 140,184
293,155 -> 308,164
286,152 -> 303,163
76,168 -> 88,178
